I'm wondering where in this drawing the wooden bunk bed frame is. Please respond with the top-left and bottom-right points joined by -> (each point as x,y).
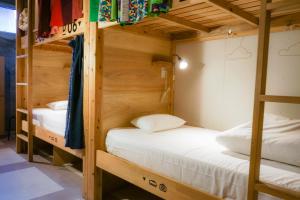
15,0 -> 89,198
91,0 -> 300,200
15,0 -> 300,199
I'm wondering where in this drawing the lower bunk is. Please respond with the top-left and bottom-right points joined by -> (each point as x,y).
32,108 -> 83,163
96,123 -> 300,200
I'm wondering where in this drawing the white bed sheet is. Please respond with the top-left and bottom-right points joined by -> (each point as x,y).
106,126 -> 300,200
32,108 -> 67,137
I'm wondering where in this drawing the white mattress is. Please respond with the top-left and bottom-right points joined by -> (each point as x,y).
106,126 -> 300,200
32,108 -> 67,137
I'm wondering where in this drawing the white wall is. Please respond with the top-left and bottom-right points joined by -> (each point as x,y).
174,30 -> 300,131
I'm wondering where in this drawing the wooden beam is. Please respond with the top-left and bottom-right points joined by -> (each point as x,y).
159,14 -> 210,33
204,0 -> 259,26
260,95 -> 300,104
271,12 -> 300,26
267,0 -> 300,11
255,182 -> 300,200
247,0 -> 271,199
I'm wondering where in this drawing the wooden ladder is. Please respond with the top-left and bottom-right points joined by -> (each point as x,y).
15,0 -> 34,162
248,0 -> 300,200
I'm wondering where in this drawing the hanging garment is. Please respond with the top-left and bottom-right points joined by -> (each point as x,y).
72,0 -> 83,21
118,0 -> 147,25
147,0 -> 171,16
98,0 -> 117,22
61,0 -> 73,25
50,0 -> 64,34
50,0 -> 64,26
38,0 -> 51,38
65,35 -> 84,149
90,0 -> 99,22
18,8 -> 28,31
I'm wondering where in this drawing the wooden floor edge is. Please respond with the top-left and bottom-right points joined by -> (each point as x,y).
96,150 -> 221,200
34,126 -> 83,159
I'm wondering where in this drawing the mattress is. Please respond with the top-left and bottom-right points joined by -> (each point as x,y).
106,126 -> 300,200
32,108 -> 67,137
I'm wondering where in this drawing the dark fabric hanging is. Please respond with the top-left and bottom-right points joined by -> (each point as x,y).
38,0 -> 51,38
61,0 -> 73,25
65,35 -> 84,149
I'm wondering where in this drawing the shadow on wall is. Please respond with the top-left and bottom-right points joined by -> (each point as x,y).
0,32 -> 16,134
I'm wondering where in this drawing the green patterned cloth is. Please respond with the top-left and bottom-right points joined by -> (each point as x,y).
118,0 -> 148,25
95,0 -> 171,25
98,0 -> 117,22
148,0 -> 172,16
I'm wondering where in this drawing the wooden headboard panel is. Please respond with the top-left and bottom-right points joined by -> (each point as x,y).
100,28 -> 173,148
32,47 -> 72,107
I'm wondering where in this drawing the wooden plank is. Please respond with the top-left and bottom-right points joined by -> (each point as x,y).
16,134 -> 29,142
271,12 -> 300,27
16,82 -> 28,86
34,126 -> 83,158
32,49 -> 71,107
159,14 -> 210,32
34,18 -> 84,46
96,150 -> 221,200
26,0 -> 34,162
86,23 -> 103,200
260,95 -> 300,104
53,146 -> 78,166
255,182 -> 300,200
16,0 -> 23,154
16,108 -> 28,114
267,0 -> 300,11
16,54 -> 28,59
205,0 -> 259,26
82,0 -> 89,199
22,120 -> 28,132
247,0 -> 271,200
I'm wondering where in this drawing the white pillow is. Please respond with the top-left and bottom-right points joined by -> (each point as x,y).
131,114 -> 186,132
217,113 -> 300,167
47,100 -> 68,110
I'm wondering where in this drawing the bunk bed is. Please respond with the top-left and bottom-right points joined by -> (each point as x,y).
15,0 -> 88,198
87,0 -> 300,200
15,0 -> 300,199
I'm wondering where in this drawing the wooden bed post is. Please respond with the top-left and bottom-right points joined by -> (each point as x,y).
82,0 -> 90,199
85,17 -> 103,200
247,0 -> 271,199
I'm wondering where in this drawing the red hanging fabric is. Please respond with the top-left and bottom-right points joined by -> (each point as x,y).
50,0 -> 64,27
72,0 -> 83,21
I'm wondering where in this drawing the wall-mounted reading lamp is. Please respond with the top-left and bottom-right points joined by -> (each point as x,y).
174,54 -> 188,70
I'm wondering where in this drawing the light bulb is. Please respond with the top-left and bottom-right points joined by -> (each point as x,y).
179,59 -> 188,70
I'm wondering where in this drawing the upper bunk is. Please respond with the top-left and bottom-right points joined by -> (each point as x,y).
19,0 -> 300,49
120,0 -> 300,40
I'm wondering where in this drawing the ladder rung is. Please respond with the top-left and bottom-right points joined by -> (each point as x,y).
16,82 -> 28,86
255,182 -> 300,200
16,54 -> 28,59
260,95 -> 300,104
21,120 -> 28,133
16,134 -> 28,142
16,108 -> 28,114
